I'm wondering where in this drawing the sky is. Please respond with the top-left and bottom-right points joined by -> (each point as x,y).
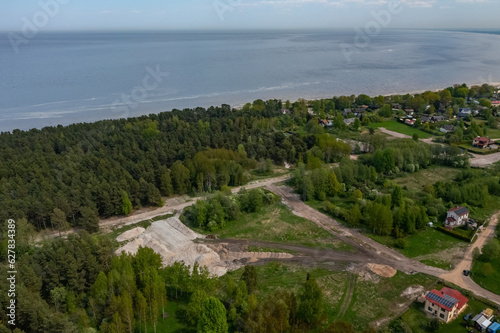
0,0 -> 498,33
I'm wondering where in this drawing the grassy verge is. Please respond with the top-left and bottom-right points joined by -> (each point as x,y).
214,203 -> 354,252
369,119 -> 434,139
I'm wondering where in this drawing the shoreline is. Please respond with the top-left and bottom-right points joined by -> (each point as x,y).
2,81 -> 500,133
232,81 -> 500,108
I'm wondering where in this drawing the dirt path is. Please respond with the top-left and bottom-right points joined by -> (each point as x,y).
439,213 -> 500,304
337,273 -> 356,319
378,127 -> 412,139
470,152 -> 500,167
267,184 -> 500,305
267,184 -> 446,276
38,174 -> 291,240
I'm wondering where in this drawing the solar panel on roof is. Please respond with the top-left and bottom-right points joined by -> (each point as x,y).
426,292 -> 458,309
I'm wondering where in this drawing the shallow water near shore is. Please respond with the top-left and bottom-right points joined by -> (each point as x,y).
1,29 -> 500,131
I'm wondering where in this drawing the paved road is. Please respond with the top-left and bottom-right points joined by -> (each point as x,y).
267,184 -> 500,305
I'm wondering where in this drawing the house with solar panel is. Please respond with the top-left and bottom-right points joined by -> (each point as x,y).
445,206 -> 470,228
424,287 -> 469,323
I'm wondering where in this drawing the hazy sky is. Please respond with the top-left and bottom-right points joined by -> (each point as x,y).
0,0 -> 498,32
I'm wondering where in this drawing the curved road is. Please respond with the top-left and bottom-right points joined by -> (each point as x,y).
266,184 -> 500,306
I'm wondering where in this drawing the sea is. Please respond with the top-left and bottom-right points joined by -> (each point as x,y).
1,29 -> 500,132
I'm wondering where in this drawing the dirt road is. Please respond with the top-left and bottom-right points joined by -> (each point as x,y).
38,174 -> 291,240
266,184 -> 446,277
267,184 -> 500,305
440,213 -> 500,305
379,127 -> 435,144
470,152 -> 500,168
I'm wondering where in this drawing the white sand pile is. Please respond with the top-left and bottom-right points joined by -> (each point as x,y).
116,227 -> 145,242
367,263 -> 397,278
116,218 -> 291,276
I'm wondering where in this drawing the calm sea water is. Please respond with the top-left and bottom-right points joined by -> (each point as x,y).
1,29 -> 500,131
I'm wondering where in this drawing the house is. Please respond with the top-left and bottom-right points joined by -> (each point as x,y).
404,109 -> 414,116
360,105 -> 369,110
353,108 -> 365,117
392,103 -> 401,109
343,109 -> 352,117
487,322 -> 500,333
319,119 -> 332,127
473,136 -> 493,149
445,206 -> 470,227
281,109 -> 291,115
473,309 -> 495,332
457,112 -> 471,119
421,116 -> 431,123
459,107 -> 472,114
405,119 -> 416,126
431,115 -> 447,123
492,101 -> 500,107
424,287 -> 469,323
344,118 -> 356,125
440,125 -> 455,134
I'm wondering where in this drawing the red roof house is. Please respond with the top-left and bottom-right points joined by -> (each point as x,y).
473,136 -> 493,149
424,287 -> 469,322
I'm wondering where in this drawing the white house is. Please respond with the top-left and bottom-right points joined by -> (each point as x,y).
445,206 -> 469,227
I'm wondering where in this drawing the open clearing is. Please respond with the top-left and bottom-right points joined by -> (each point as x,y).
222,262 -> 437,331
393,166 -> 461,191
369,119 -> 434,139
212,202 -> 354,252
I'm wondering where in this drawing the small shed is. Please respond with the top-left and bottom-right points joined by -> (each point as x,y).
488,322 -> 500,333
473,313 -> 493,332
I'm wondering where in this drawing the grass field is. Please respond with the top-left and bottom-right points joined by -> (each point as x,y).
369,119 -> 434,139
224,262 -> 437,331
215,203 -> 354,251
393,166 -> 461,192
368,228 -> 467,269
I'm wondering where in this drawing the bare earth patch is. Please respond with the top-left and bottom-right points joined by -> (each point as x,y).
400,285 -> 425,299
116,217 -> 293,276
367,263 -> 397,278
116,227 -> 145,242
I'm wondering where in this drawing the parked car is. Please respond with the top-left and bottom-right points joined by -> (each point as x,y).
463,270 -> 470,276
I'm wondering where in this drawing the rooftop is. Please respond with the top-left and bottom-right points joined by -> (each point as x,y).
448,206 -> 469,217
425,287 -> 468,312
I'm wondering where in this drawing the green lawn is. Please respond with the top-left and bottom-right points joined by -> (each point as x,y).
369,228 -> 467,266
400,297 -> 493,333
369,119 -> 434,139
214,203 -> 354,251
393,166 -> 461,192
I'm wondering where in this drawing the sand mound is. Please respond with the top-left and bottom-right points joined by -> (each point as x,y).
116,227 -> 145,242
115,218 -> 292,277
367,263 -> 397,278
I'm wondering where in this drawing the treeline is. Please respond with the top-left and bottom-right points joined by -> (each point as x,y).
0,99 -> 359,232
0,228 -> 377,333
181,189 -> 276,231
